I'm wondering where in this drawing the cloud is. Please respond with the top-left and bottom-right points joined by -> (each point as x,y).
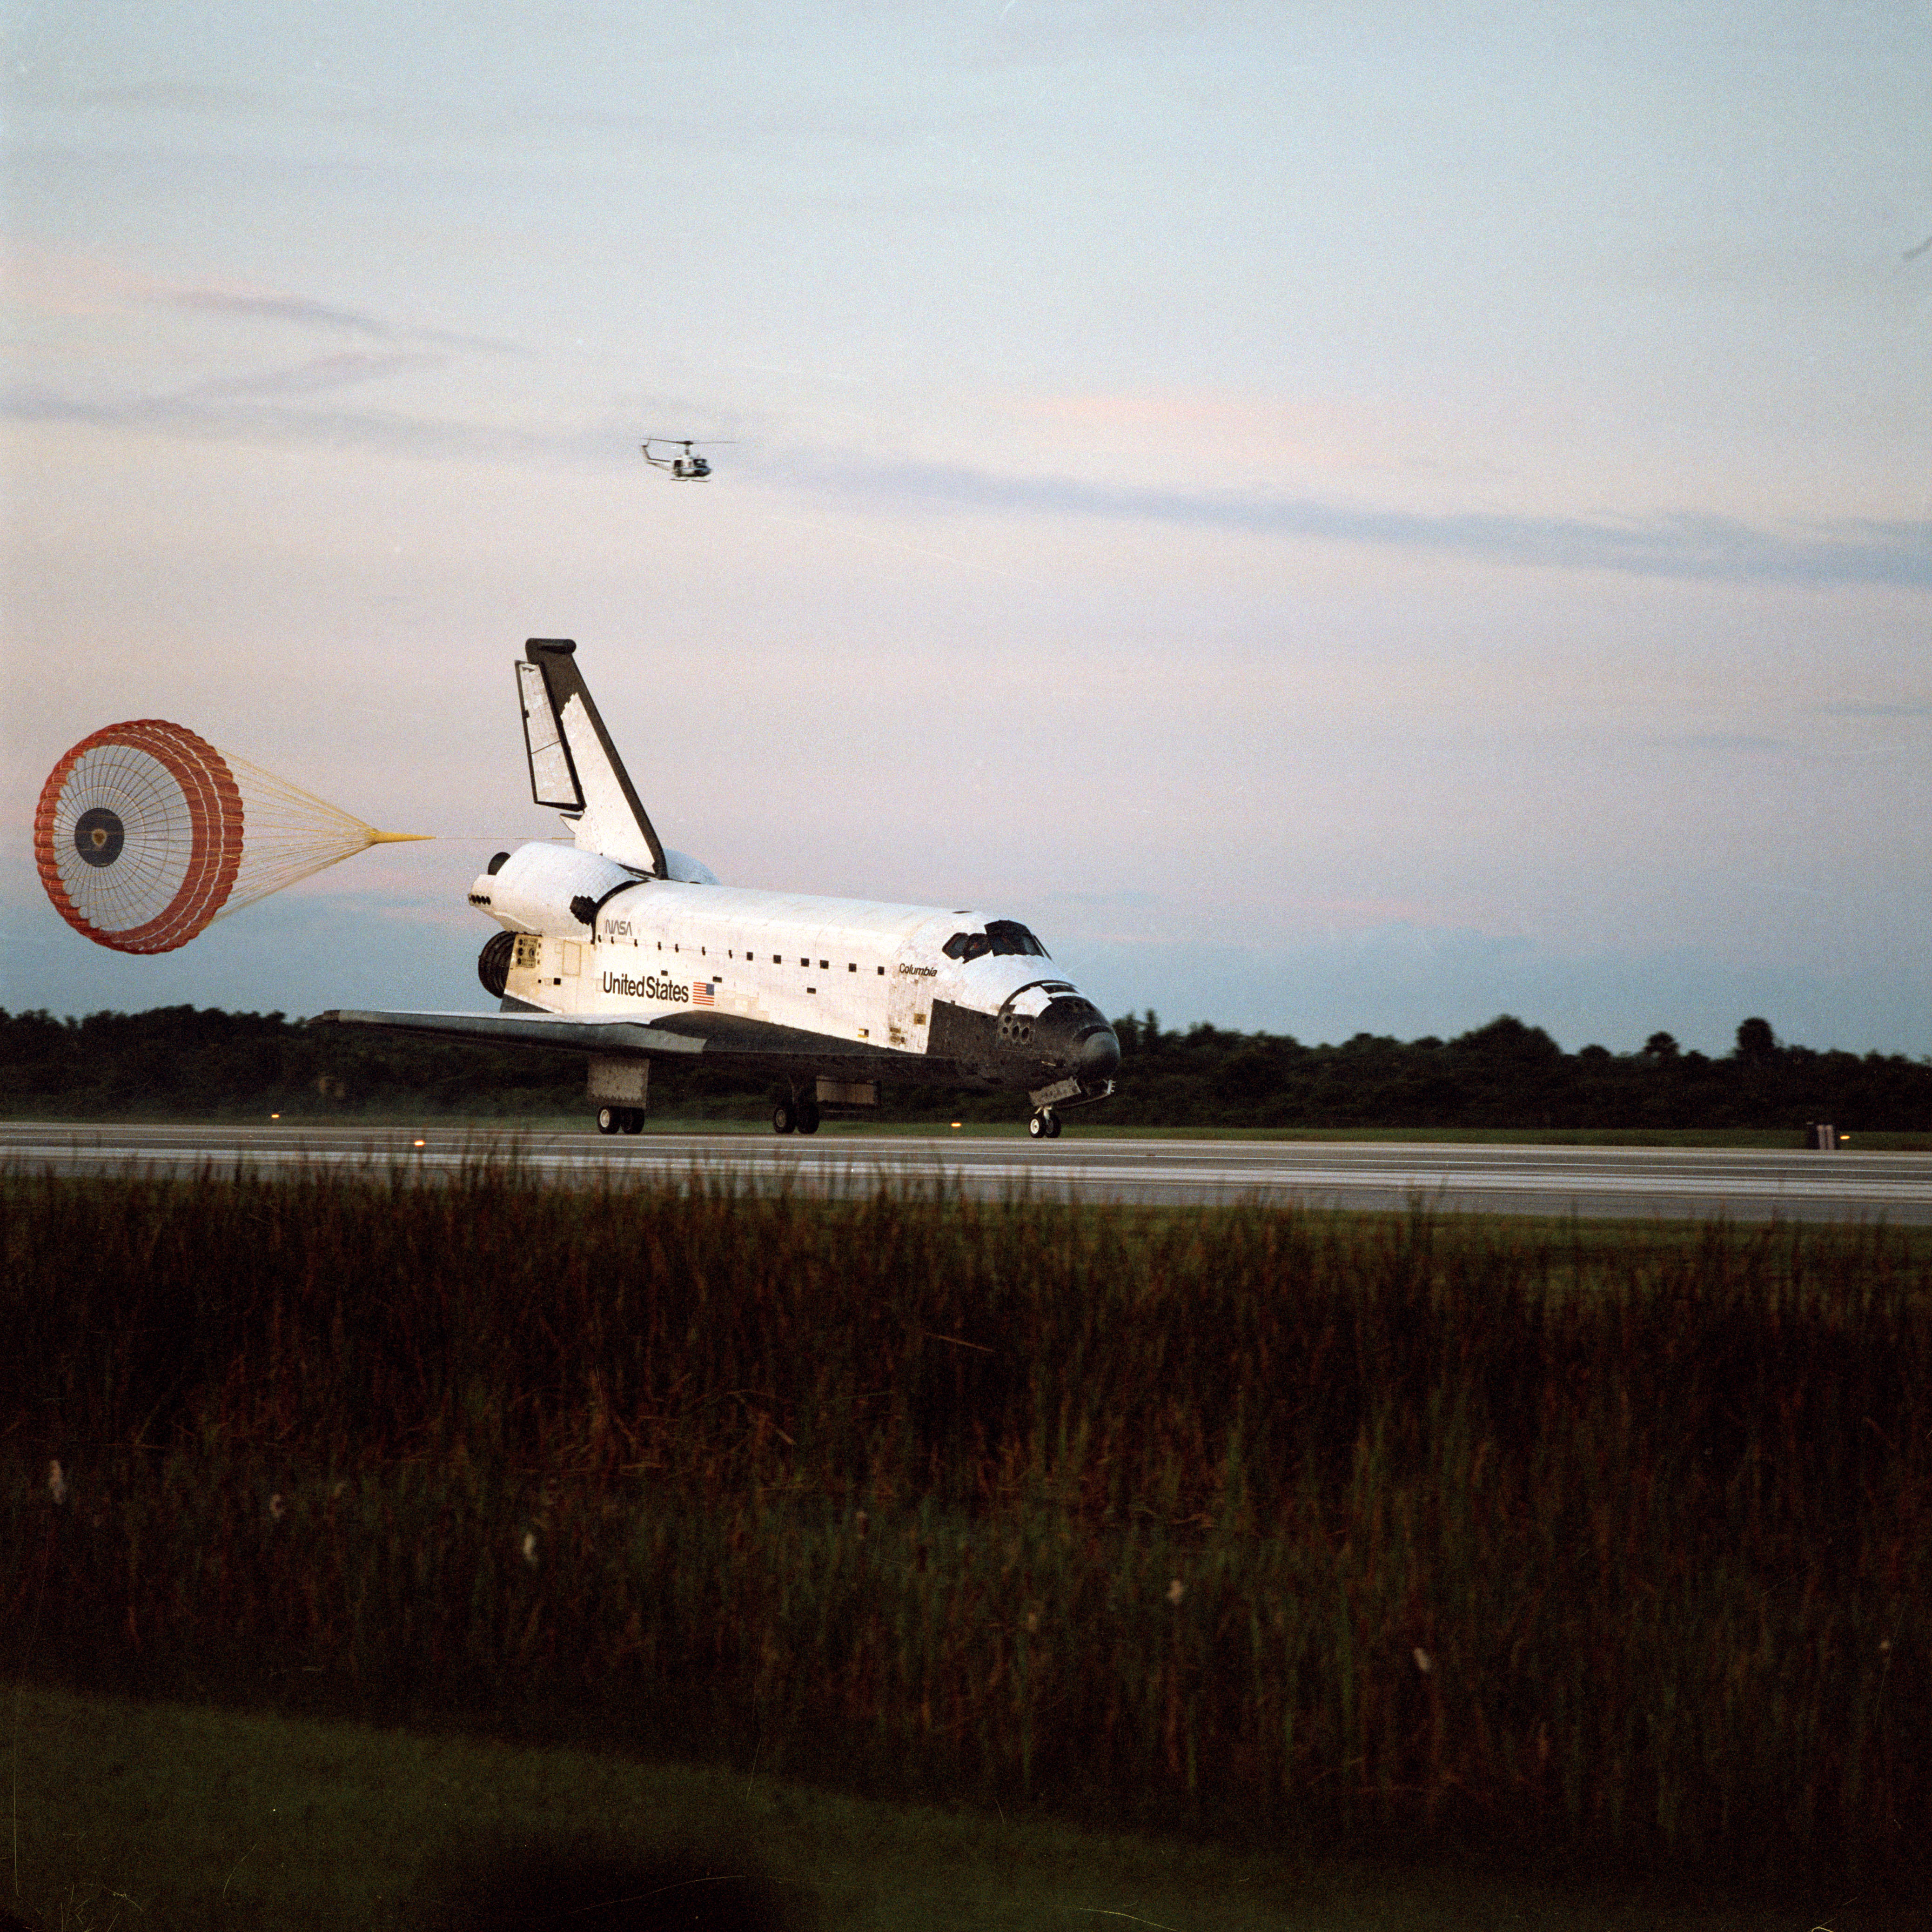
1650,732 -> 1792,752
9,356 -> 1928,592
2,246 -> 523,354
178,352 -> 449,400
169,288 -> 518,355
172,290 -> 403,336
780,453 -> 1932,590
1816,701 -> 1932,718
2,383 -> 544,462
1,270 -> 527,449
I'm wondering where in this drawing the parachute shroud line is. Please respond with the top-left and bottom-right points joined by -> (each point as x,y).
35,718 -> 424,955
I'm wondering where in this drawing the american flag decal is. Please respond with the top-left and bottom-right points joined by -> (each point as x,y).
693,981 -> 715,1007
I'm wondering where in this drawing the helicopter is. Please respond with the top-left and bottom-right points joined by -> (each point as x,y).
641,437 -> 732,480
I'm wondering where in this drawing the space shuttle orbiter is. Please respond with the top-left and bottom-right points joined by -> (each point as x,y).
320,640 -> 1119,1137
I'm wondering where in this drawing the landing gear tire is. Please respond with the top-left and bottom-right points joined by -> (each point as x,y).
597,1106 -> 620,1136
620,1108 -> 644,1135
1047,1112 -> 1062,1138
772,1099 -> 798,1135
1029,1109 -> 1060,1140
798,1100 -> 822,1135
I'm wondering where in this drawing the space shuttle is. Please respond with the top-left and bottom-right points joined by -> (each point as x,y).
320,640 -> 1120,1136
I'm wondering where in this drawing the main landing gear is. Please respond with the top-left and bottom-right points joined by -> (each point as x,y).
772,1096 -> 821,1135
596,1106 -> 645,1135
1028,1108 -> 1062,1140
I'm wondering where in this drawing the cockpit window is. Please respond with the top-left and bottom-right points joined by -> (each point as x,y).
988,920 -> 1049,957
943,920 -> 1050,962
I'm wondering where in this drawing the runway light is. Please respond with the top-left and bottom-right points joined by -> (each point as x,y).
270,1113 -> 280,1120
413,1138 -> 426,1148
951,1122 -> 962,1130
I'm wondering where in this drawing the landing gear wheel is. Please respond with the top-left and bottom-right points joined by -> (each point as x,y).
1028,1110 -> 1048,1139
798,1100 -> 822,1135
1046,1111 -> 1062,1139
597,1106 -> 620,1135
621,1108 -> 644,1134
772,1099 -> 798,1135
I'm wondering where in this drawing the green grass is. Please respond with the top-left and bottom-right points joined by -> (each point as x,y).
5,1684 -> 1881,1931
6,1166 -> 1929,1897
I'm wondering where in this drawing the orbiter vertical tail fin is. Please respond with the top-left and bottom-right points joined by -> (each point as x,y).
517,639 -> 665,876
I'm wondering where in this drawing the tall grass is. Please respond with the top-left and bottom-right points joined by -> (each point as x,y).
5,1162 -> 1927,1878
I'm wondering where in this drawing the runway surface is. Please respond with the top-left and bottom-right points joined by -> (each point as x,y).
5,1121 -> 1930,1222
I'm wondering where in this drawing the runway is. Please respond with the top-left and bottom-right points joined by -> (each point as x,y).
5,1122 -> 1930,1222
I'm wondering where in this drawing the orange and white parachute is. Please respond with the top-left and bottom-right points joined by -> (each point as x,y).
35,718 -> 425,955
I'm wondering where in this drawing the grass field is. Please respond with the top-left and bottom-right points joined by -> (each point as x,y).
5,1685 -> 1890,1931
6,1165 -> 1929,1919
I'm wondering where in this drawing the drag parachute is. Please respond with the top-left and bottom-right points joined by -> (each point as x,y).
34,718 -> 425,955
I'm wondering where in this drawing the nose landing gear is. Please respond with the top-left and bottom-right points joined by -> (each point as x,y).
596,1106 -> 645,1135
1027,1073 -> 1113,1136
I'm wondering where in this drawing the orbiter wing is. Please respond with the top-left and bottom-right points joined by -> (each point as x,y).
311,1005 -> 971,1088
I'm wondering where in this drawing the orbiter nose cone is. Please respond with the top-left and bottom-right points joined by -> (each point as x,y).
1076,1022 -> 1121,1080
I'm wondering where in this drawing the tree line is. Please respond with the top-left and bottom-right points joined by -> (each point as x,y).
1,1004 -> 1927,1133
1107,1010 -> 1931,1132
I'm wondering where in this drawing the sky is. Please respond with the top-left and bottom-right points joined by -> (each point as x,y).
4,0 -> 1929,1056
